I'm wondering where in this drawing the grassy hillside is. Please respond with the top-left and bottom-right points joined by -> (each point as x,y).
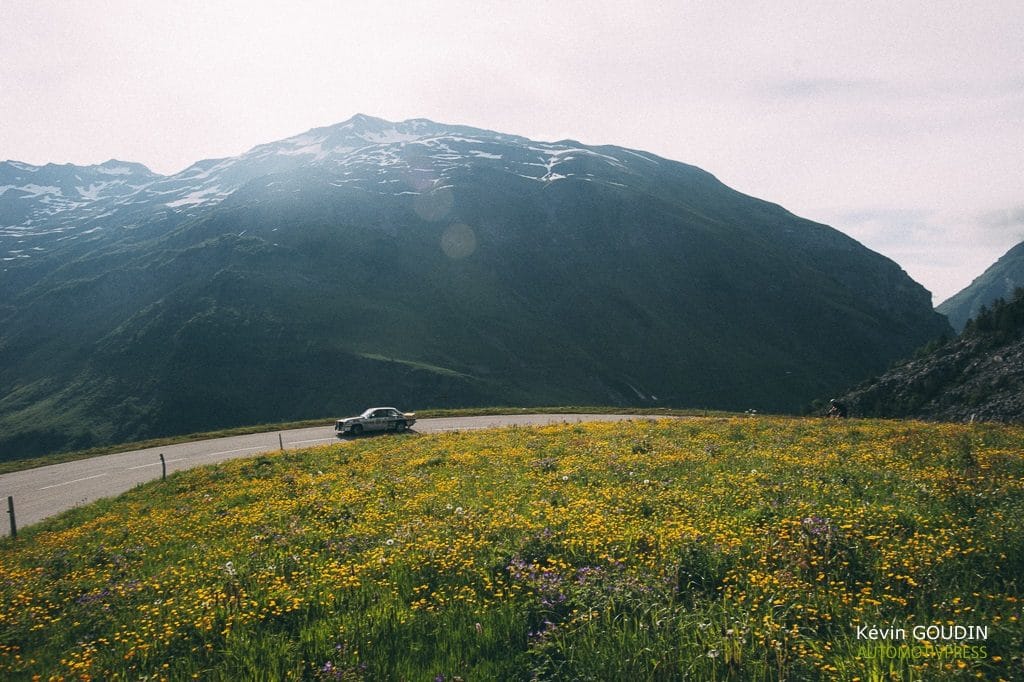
0,120 -> 951,460
2,417 -> 1022,680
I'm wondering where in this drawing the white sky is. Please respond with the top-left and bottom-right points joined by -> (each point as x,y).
2,1 -> 1022,303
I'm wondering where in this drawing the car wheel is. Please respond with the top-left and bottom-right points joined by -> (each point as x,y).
351,424 -> 363,436
394,421 -> 406,431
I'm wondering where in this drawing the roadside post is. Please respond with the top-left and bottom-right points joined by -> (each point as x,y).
279,433 -> 284,451
160,453 -> 166,481
6,496 -> 15,538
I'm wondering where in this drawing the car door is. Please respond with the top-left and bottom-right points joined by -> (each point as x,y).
367,409 -> 387,432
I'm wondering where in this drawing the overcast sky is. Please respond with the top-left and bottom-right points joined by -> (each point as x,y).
2,1 -> 1022,303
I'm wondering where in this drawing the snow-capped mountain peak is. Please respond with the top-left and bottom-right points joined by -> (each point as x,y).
2,115 -> 662,262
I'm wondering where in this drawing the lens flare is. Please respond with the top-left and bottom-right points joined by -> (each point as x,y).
441,222 -> 476,259
413,187 -> 454,222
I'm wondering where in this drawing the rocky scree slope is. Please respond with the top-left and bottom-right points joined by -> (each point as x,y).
840,290 -> 1024,422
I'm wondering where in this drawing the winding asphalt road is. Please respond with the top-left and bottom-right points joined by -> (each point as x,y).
1,414 -> 662,536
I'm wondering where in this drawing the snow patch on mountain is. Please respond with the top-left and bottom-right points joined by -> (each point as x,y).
13,184 -> 63,197
76,183 -> 112,200
358,129 -> 421,145
96,165 -> 136,175
165,185 -> 228,208
2,161 -> 39,173
180,159 -> 235,181
619,149 -> 661,165
1,115 -> 662,254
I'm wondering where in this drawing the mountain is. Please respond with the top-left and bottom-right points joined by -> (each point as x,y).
837,289 -> 1024,422
937,240 -> 1024,332
0,114 -> 951,459
0,159 -> 159,244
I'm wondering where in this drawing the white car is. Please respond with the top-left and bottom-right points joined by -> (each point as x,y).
335,407 -> 416,436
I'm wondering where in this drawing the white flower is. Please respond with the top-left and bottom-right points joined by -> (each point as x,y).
455,506 -> 464,515
561,475 -> 569,481
385,538 -> 395,546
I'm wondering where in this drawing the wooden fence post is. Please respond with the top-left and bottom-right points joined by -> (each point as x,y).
279,433 -> 284,451
6,496 -> 15,539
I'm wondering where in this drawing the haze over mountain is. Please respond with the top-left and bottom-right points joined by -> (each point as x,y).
937,240 -> 1024,332
0,115 -> 951,459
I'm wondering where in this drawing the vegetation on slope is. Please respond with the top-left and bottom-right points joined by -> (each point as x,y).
937,241 -> 1024,332
842,288 -> 1024,422
0,121 -> 951,460
2,417 -> 1022,680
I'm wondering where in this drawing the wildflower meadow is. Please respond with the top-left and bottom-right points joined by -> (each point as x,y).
1,417 -> 1022,680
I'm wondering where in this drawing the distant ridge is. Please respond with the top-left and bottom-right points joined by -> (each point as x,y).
937,240 -> 1024,332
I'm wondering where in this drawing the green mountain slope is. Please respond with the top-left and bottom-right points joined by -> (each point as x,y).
937,240 -> 1024,332
0,116 -> 951,459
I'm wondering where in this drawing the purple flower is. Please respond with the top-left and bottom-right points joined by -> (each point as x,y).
801,515 -> 835,540
75,588 -> 111,605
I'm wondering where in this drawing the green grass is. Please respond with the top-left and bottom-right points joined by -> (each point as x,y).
1,416 -> 1021,680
